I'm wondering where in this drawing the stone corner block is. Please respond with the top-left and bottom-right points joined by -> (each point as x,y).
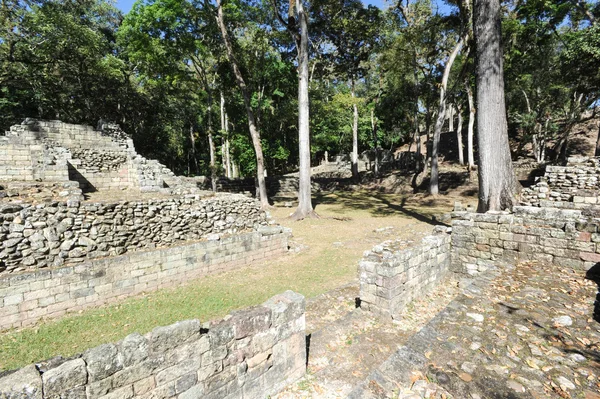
0,365 -> 42,399
42,358 -> 87,397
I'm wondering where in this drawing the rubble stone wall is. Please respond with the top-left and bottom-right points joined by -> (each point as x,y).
451,206 -> 599,275
0,227 -> 289,330
0,290 -> 306,399
521,157 -> 600,206
359,227 -> 451,319
0,194 -> 267,273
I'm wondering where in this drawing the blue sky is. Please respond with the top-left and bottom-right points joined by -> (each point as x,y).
115,0 -> 454,14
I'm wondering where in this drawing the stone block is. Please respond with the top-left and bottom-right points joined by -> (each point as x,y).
42,358 -> 87,398
0,365 -> 42,399
84,343 -> 124,382
150,319 -> 200,353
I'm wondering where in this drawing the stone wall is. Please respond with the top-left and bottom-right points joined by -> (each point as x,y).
0,290 -> 306,399
0,226 -> 289,330
451,206 -> 600,275
520,156 -> 600,207
0,194 -> 267,273
0,119 -> 200,194
359,227 -> 451,319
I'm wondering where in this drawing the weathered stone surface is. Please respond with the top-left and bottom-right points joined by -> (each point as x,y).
83,344 -> 123,382
0,365 -> 42,399
120,333 -> 148,367
41,358 -> 87,398
150,319 -> 200,353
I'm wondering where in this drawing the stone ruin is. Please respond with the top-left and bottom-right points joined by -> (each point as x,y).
520,156 -> 600,208
0,119 -> 306,398
0,119 -> 200,202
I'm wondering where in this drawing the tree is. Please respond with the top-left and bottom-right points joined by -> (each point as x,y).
313,0 -> 380,181
429,33 -> 466,195
474,0 -> 517,212
215,0 -> 270,208
272,0 -> 316,219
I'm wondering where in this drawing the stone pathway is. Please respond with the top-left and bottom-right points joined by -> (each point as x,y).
350,261 -> 600,399
274,276 -> 463,399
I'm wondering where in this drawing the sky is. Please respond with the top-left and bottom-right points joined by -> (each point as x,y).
115,0 -> 455,14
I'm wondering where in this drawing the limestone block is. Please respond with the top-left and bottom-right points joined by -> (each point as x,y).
0,366 -> 39,399
42,358 -> 87,398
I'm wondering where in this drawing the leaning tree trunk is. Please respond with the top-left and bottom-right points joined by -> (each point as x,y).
351,79 -> 359,181
474,0 -> 517,212
216,0 -> 269,207
290,0 -> 316,220
430,35 -> 466,195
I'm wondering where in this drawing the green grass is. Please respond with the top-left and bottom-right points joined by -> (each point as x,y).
0,247 -> 355,371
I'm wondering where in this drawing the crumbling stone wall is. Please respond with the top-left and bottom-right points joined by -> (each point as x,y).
0,290 -> 306,399
0,194 -> 267,273
359,227 -> 451,319
0,226 -> 289,330
0,119 -> 200,194
451,206 -> 599,275
521,156 -> 600,206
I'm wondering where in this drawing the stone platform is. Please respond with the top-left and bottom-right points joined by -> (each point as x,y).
350,261 -> 600,399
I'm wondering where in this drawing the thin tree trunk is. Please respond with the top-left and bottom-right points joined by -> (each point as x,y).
456,102 -> 464,165
466,82 -> 475,170
371,108 -> 379,176
216,0 -> 269,207
474,0 -> 517,212
207,94 -> 217,192
448,105 -> 454,132
220,92 -> 232,178
189,124 -> 199,175
430,35 -> 466,195
291,0 -> 315,220
351,79 -> 359,181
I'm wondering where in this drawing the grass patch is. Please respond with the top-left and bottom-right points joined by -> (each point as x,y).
0,189 -> 459,371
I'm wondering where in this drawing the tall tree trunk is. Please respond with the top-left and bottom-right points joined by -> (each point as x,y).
207,93 -> 217,192
466,82 -> 475,171
189,124 -> 199,175
448,105 -> 454,132
291,0 -> 315,220
474,0 -> 517,212
430,35 -> 466,195
456,102 -> 464,165
220,92 -> 232,178
351,79 -> 359,181
371,108 -> 379,176
216,0 -> 269,207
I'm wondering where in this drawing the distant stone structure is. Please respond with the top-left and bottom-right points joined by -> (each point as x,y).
520,156 -> 600,207
0,119 -> 198,195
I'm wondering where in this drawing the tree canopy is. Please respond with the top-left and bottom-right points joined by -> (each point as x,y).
1,0 -> 598,180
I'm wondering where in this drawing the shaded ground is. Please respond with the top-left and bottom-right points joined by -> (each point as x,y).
352,261 -> 600,399
274,276 -> 463,399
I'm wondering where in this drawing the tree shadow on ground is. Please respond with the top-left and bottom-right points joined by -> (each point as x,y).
312,191 -> 448,227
